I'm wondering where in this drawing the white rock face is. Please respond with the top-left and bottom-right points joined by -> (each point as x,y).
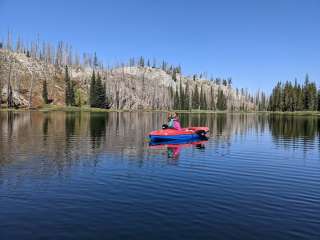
0,49 -> 255,110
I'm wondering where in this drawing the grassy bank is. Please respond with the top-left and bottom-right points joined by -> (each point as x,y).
173,110 -> 320,116
268,111 -> 320,116
1,105 -> 320,116
0,105 -> 167,113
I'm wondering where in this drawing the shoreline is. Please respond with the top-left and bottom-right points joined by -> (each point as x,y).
1,105 -> 320,116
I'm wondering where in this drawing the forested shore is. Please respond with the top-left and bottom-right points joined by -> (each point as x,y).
1,32 -> 319,113
268,75 -> 320,112
0,33 -> 258,111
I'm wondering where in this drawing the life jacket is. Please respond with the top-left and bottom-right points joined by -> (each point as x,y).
173,118 -> 181,130
168,118 -> 174,128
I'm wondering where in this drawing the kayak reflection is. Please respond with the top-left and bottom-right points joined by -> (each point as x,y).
149,139 -> 207,160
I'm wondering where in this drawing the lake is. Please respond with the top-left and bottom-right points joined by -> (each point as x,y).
0,111 -> 319,240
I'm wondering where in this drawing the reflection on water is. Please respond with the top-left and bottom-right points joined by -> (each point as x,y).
1,112 -> 319,168
90,112 -> 108,149
0,112 -> 319,240
269,114 -> 320,151
150,139 -> 207,161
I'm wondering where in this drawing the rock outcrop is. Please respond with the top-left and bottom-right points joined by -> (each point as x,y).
0,49 -> 255,110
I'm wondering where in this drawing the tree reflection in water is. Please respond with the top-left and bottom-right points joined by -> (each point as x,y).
268,114 -> 320,151
0,112 -> 319,170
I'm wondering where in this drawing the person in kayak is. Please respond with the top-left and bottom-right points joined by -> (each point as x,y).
168,112 -> 181,130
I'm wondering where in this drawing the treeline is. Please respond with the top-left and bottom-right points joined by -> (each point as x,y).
1,32 -> 188,84
89,71 -> 110,108
1,32 -> 239,88
1,31 -> 103,68
269,75 -> 320,111
1,32 -> 266,111
171,80 -> 230,111
0,32 -> 183,75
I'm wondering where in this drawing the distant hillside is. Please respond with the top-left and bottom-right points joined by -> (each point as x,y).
0,48 -> 256,110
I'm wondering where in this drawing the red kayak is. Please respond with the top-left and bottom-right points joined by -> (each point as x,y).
149,127 -> 209,142
149,140 -> 208,148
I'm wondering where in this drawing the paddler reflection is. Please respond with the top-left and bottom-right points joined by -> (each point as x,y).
149,139 -> 207,161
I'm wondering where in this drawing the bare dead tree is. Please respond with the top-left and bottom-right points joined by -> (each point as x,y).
0,55 -> 3,108
121,63 -> 125,81
45,42 -> 50,64
74,52 -> 80,67
55,41 -> 63,66
116,85 -> 120,109
6,30 -> 12,51
20,61 -> 36,109
31,41 -> 37,59
141,68 -> 147,95
28,72 -> 35,108
16,35 -> 22,53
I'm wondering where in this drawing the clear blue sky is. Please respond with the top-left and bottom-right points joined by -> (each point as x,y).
1,0 -> 320,92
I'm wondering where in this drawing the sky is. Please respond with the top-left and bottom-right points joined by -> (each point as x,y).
1,0 -> 320,92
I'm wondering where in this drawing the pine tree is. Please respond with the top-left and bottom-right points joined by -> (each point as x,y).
172,68 -> 177,82
216,89 -> 227,110
90,71 -> 96,107
7,84 -> 13,108
64,65 -> 74,106
203,89 -> 207,110
308,82 -> 317,111
42,79 -> 49,104
283,81 -> 293,111
200,85 -> 205,110
222,79 -> 227,86
260,92 -> 266,111
302,74 -> 317,111
179,79 -> 184,109
193,75 -> 196,81
65,67 -> 69,105
184,81 -> 190,110
75,89 -> 83,107
174,86 -> 180,110
139,56 -> 144,67
93,52 -> 98,68
303,74 -> 310,110
210,86 -> 215,110
176,65 -> 182,74
161,61 -> 167,71
296,84 -> 303,111
292,80 -> 299,111
70,81 -> 76,106
192,84 -> 200,109
227,78 -> 232,87
269,82 -> 282,111
95,73 -> 106,108
318,90 -> 320,111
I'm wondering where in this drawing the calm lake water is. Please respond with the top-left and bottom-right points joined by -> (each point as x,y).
0,111 -> 319,240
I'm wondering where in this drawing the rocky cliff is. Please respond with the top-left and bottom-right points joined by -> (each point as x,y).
0,49 -> 255,110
